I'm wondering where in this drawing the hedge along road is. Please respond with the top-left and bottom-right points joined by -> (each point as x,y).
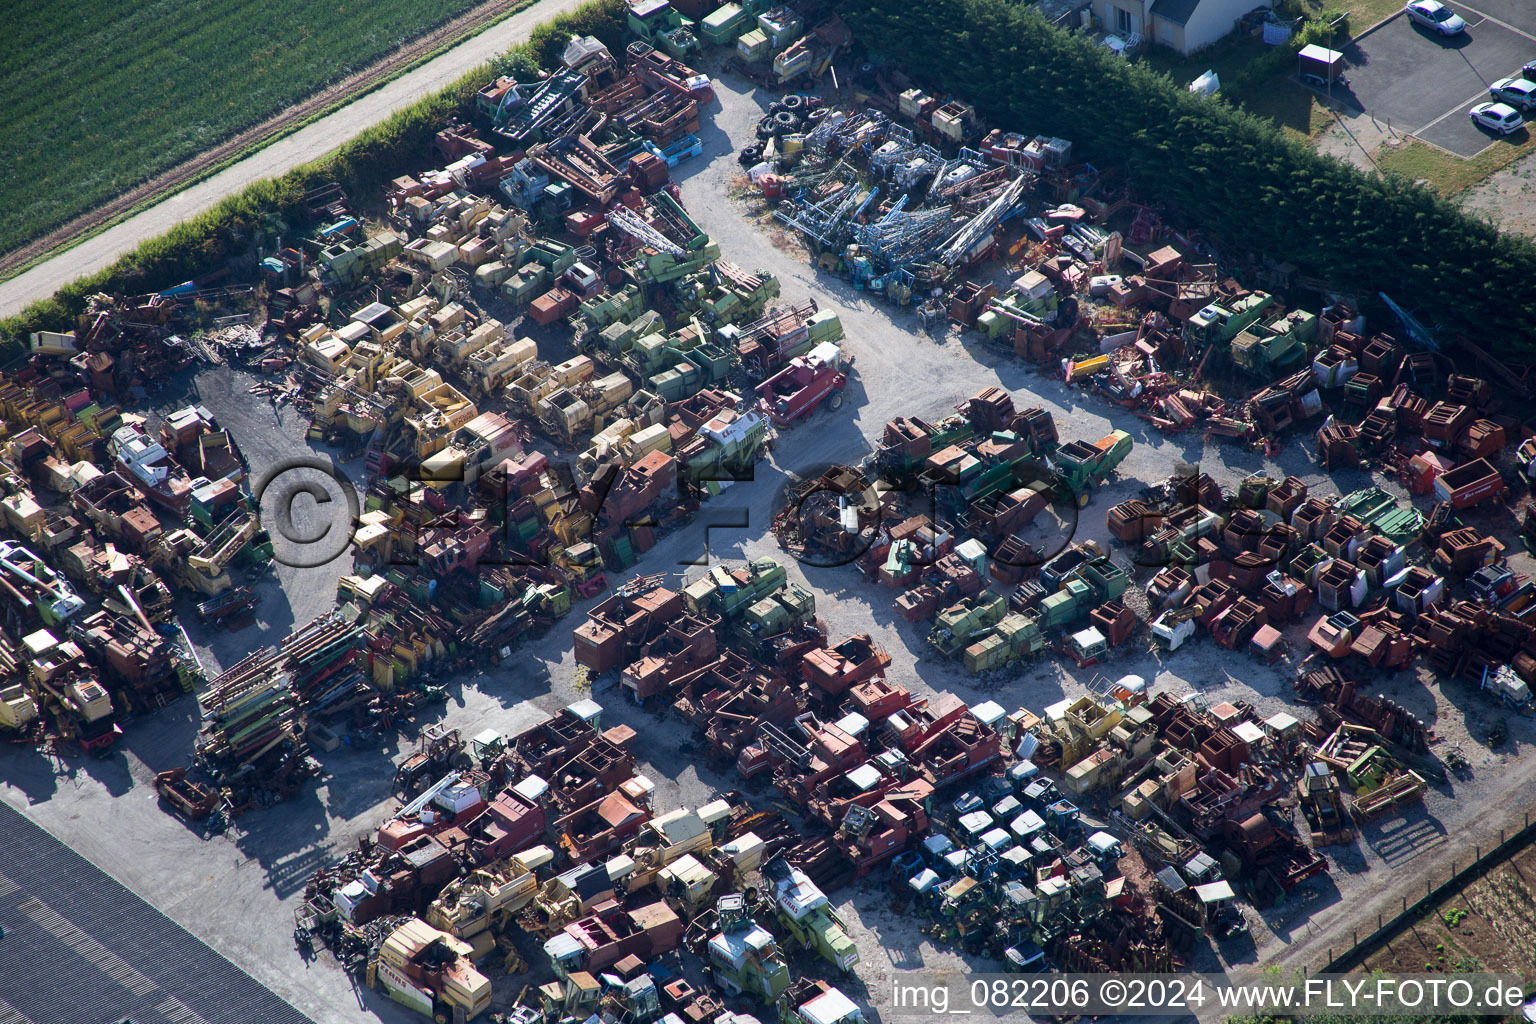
0,0 -> 584,321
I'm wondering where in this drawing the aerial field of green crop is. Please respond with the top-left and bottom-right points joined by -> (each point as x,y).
0,0 -> 492,257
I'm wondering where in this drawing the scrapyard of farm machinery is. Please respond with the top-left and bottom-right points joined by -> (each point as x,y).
3,4 -> 1536,1023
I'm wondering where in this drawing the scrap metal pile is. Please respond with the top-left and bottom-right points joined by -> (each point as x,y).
568,560 -> 1009,889
562,557 -> 1350,977
562,552 -> 1210,976
1062,293 -> 1516,461
768,386 -> 1137,674
276,32 -> 858,610
30,285 -> 271,385
739,87 -> 1349,393
744,398 -> 1536,980
765,376 -> 1528,697
886,687 -> 1318,966
295,698 -> 859,1024
748,98 -> 1061,305
157,610 -> 493,820
167,621 -> 333,819
4,30 -> 866,808
735,63 -> 1536,514
18,3 -> 1536,1021
0,377 -> 260,756
232,35 -> 866,743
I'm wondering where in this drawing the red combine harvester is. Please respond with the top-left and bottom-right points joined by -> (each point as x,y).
756,343 -> 847,428
627,41 -> 715,103
377,771 -> 492,851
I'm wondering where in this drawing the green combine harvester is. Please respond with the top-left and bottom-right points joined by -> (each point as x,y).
1053,430 -> 1132,507
930,593 -> 1007,657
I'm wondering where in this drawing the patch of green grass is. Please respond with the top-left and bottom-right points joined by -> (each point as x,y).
0,0 -> 494,255
1346,0 -> 1410,29
1132,0 -> 1348,140
1241,82 -> 1337,139
1378,130 -> 1536,194
1137,33 -> 1270,88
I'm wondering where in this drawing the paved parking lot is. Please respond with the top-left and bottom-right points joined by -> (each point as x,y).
1328,3 -> 1536,157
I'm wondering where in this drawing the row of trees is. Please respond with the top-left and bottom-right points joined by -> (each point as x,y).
836,0 -> 1536,349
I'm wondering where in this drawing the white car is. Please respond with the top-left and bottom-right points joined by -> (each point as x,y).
1469,102 -> 1525,135
1490,77 -> 1536,112
1405,0 -> 1466,34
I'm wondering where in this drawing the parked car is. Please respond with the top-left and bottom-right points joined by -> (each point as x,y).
1492,77 -> 1536,112
1525,60 -> 1536,79
1469,102 -> 1525,135
1300,71 -> 1349,89
1405,0 -> 1466,34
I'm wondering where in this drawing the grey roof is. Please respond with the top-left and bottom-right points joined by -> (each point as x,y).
1150,0 -> 1202,26
0,802 -> 316,1024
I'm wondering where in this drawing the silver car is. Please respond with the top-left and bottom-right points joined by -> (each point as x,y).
1490,77 -> 1536,112
1469,102 -> 1525,135
1405,0 -> 1467,35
